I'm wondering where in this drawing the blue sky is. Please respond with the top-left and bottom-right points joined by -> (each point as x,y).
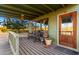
0,17 -> 4,22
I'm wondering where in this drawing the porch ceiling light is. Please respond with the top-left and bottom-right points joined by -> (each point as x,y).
21,14 -> 24,20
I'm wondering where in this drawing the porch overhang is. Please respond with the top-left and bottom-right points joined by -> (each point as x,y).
0,4 -> 70,20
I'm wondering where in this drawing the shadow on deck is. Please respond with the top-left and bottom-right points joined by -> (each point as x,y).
19,37 -> 79,55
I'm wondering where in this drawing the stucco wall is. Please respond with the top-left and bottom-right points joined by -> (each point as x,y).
33,5 -> 79,45
48,13 -> 57,44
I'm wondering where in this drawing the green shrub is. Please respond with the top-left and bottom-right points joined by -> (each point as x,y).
1,27 -> 8,32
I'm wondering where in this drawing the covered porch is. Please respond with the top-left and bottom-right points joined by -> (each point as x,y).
0,4 -> 79,55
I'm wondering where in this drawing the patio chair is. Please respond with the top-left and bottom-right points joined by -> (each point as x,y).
32,32 -> 37,42
39,31 -> 45,44
28,32 -> 33,39
34,31 -> 40,42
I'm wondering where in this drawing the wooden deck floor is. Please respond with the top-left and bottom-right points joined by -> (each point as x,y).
0,32 -> 12,55
19,37 -> 79,55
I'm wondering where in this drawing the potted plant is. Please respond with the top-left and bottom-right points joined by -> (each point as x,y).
45,38 -> 52,45
44,31 -> 52,48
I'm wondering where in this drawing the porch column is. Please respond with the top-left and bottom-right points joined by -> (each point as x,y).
28,21 -> 33,33
34,22 -> 37,32
43,20 -> 46,31
45,24 -> 46,31
40,22 -> 42,30
39,23 -> 40,30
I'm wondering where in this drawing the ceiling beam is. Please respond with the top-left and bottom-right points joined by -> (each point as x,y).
0,8 -> 21,15
21,5 -> 46,14
0,8 -> 38,17
42,4 -> 54,11
0,14 -> 15,18
0,12 -> 37,19
61,4 -> 70,8
0,5 -> 41,16
0,10 -> 19,16
0,12 -> 19,17
61,4 -> 65,8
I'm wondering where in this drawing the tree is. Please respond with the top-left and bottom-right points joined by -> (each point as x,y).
5,19 -> 26,32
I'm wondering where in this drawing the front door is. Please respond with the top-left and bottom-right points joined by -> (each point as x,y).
59,11 -> 77,49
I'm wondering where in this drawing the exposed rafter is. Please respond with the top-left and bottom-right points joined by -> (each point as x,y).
61,4 -> 65,8
0,12 -> 38,20
0,12 -> 19,17
0,9 -> 21,15
0,5 -> 42,16
42,4 -> 54,11
0,8 -> 38,17
21,5 -> 46,14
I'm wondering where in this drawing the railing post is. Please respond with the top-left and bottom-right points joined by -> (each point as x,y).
9,31 -> 19,55
15,33 -> 19,55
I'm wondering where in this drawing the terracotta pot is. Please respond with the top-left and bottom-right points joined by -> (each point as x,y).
45,38 -> 52,46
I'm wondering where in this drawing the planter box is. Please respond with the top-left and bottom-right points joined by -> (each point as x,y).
45,38 -> 52,46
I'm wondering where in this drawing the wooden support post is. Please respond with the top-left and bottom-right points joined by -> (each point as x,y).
35,22 -> 37,32
43,20 -> 46,31
39,23 -> 40,30
40,22 -> 42,30
45,24 -> 46,31
28,21 -> 32,33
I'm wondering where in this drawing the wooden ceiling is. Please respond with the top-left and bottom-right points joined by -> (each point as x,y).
0,4 -> 69,20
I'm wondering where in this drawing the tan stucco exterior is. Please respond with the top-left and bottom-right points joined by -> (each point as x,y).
33,5 -> 79,52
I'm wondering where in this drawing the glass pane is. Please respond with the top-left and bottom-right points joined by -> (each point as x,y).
61,16 -> 73,35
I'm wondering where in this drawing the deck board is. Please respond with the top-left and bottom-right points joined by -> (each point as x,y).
19,37 -> 79,55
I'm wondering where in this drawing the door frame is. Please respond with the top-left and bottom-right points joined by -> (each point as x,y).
57,11 -> 78,52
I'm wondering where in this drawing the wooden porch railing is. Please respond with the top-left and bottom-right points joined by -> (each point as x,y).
9,31 -> 19,55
